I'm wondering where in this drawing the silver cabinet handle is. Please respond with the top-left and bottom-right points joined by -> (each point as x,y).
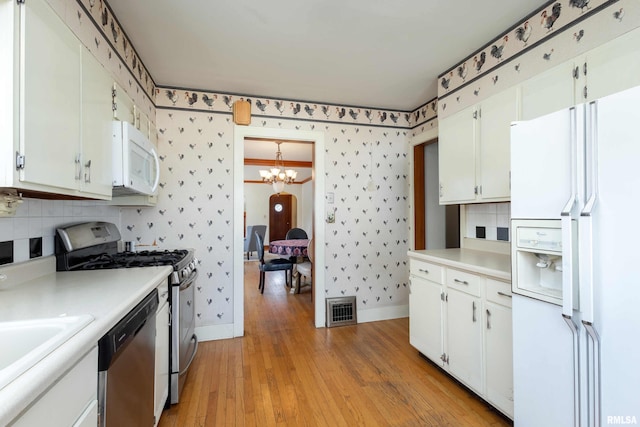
418,268 -> 429,274
497,291 -> 512,298
454,278 -> 469,285
472,301 -> 476,322
84,159 -> 92,183
75,155 -> 82,180
486,309 -> 491,329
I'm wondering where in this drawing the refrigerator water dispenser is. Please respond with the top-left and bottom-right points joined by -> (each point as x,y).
511,219 -> 575,306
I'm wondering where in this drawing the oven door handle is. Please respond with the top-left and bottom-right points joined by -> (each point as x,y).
179,268 -> 198,291
179,334 -> 198,376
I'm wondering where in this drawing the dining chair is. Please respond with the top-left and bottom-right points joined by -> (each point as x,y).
244,225 -> 266,260
295,238 -> 314,298
285,228 -> 308,239
255,231 -> 293,294
285,228 -> 309,263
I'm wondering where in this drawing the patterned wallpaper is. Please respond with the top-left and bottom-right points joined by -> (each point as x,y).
437,0 -> 640,118
119,92 -> 411,326
47,0 -> 157,123
10,0 -> 637,331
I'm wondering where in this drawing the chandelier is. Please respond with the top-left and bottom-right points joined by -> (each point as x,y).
258,141 -> 298,193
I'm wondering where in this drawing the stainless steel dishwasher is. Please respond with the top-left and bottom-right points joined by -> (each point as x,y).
98,289 -> 158,427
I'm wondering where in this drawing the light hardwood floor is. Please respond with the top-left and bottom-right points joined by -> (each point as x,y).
158,261 -> 512,427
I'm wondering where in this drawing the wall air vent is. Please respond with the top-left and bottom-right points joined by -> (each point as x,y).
326,296 -> 357,327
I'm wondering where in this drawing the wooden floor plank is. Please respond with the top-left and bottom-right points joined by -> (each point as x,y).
158,261 -> 513,427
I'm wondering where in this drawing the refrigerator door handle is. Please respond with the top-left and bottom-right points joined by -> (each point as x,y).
561,106 -> 579,318
582,101 -> 599,217
563,314 -> 581,427
560,106 -> 579,218
580,101 -> 598,325
583,321 -> 601,427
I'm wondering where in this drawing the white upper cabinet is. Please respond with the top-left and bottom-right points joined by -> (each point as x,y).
439,87 -> 517,204
522,27 -> 640,122
438,104 -> 476,204
1,0 -> 113,199
80,48 -> 114,197
20,0 -> 81,192
520,59 -> 577,121
477,87 -> 518,201
582,27 -> 640,103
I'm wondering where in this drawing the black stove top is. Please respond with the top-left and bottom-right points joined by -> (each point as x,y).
78,250 -> 191,270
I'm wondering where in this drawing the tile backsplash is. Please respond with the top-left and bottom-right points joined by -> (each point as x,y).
465,203 -> 510,242
0,198 -> 121,265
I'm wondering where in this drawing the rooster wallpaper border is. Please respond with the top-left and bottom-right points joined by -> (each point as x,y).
437,0 -> 637,118
156,87 -> 438,131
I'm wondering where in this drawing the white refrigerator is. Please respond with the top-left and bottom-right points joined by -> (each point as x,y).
510,84 -> 640,427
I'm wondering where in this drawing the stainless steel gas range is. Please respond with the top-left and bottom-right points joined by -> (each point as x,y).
55,222 -> 198,406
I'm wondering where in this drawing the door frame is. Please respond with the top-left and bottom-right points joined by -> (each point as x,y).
408,127 -> 439,250
233,125 -> 326,335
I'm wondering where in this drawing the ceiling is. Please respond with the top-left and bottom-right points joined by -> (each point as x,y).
107,0 -> 547,111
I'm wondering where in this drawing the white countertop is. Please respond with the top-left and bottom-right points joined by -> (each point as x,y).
408,248 -> 511,282
0,256 -> 172,425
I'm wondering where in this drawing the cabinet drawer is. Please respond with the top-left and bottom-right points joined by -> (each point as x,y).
446,269 -> 483,297
486,279 -> 513,308
410,259 -> 444,284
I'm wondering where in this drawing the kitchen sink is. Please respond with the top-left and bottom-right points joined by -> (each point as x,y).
0,315 -> 94,390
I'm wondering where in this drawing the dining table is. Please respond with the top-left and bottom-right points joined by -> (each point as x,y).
269,239 -> 310,294
269,239 -> 310,258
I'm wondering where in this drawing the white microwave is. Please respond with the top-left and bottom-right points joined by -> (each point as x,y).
112,121 -> 160,196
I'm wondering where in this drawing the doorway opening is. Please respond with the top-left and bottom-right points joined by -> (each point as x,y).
233,126 -> 326,336
413,138 -> 460,250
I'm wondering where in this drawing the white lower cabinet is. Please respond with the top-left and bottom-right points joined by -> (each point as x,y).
409,276 -> 444,365
10,347 -> 98,427
446,287 -> 483,394
408,257 -> 513,419
154,282 -> 170,426
484,278 -> 514,418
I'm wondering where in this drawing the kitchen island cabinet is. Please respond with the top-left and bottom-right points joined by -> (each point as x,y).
407,249 -> 513,419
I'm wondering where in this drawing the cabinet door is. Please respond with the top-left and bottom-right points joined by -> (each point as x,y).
113,82 -> 135,123
20,0 -> 80,190
484,301 -> 514,418
521,59 -> 576,121
446,288 -> 483,393
11,347 -> 97,427
409,276 -> 444,365
585,27 -> 640,103
72,400 -> 98,427
438,105 -> 476,204
477,87 -> 517,201
154,301 -> 170,425
80,48 -> 113,198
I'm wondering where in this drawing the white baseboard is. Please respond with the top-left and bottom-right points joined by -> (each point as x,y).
357,304 -> 409,324
195,323 -> 235,342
